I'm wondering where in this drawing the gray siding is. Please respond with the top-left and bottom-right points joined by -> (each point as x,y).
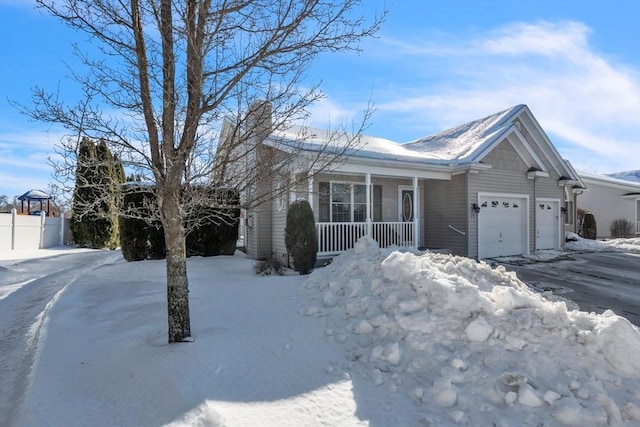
517,116 -> 567,178
468,140 -> 565,258
424,173 -> 467,256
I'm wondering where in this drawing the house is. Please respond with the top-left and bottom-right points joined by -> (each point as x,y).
576,171 -> 640,238
220,103 -> 584,263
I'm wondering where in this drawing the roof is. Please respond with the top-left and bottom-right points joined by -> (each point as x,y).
578,170 -> 640,190
18,189 -> 51,201
402,105 -> 526,162
267,125 -> 450,164
262,104 -> 580,183
269,105 -> 528,165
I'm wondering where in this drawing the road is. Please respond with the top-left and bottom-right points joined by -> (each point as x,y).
0,250 -> 122,427
501,252 -> 640,326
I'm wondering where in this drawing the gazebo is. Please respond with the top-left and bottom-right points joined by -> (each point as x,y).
18,189 -> 51,216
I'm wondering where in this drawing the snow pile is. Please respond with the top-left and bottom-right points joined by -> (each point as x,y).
565,232 -> 640,253
304,237 -> 640,426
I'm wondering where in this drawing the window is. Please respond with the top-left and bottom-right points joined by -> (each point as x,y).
318,181 -> 380,223
331,183 -> 351,222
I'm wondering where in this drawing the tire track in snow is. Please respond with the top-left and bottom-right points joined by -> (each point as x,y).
0,251 -> 122,427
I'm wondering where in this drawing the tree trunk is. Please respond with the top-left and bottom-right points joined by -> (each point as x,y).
163,187 -> 191,343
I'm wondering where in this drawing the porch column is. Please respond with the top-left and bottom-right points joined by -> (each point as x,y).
413,175 -> 419,248
307,173 -> 314,211
290,173 -> 296,204
366,173 -> 372,237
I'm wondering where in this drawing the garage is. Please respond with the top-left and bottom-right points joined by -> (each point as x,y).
535,199 -> 560,250
478,194 -> 528,258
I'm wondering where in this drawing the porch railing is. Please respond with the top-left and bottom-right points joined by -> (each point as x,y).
637,221 -> 640,234
316,221 -> 414,255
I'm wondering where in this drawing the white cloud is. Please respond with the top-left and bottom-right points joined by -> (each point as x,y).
323,20 -> 640,172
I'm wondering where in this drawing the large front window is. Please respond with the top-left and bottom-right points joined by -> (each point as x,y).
331,182 -> 366,222
319,182 -> 377,223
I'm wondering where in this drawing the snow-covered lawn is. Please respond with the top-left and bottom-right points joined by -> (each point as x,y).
4,237 -> 640,426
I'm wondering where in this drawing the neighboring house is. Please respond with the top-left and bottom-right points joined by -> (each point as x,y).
221,104 -> 583,263
576,171 -> 640,238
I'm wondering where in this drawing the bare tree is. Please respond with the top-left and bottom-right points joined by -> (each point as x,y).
19,0 -> 384,343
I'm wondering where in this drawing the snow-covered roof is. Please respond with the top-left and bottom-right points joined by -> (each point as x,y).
267,125 -> 450,164
268,106 -> 528,166
578,170 -> 640,190
402,105 -> 526,161
607,170 -> 640,184
17,189 -> 50,201
264,104 -> 580,183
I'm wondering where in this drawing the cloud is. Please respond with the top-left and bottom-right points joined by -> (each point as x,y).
333,20 -> 640,172
0,129 -> 67,197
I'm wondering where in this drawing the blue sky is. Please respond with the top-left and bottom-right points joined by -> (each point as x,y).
1,0 -> 639,199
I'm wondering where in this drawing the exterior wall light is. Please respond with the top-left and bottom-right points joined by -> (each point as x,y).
472,203 -> 481,214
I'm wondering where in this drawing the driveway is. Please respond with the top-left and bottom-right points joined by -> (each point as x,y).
498,252 -> 640,327
0,250 -> 122,427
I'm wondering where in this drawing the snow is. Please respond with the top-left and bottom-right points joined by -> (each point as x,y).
268,124 -> 449,163
265,105 -> 528,164
403,105 -> 524,161
2,240 -> 640,426
0,246 -> 96,264
564,232 -> 640,253
607,170 -> 640,183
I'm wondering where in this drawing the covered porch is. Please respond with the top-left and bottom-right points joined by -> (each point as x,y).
297,165 -> 451,256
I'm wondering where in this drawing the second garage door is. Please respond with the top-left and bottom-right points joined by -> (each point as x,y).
478,195 -> 528,258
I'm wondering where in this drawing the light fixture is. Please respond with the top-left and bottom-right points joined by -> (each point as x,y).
472,203 -> 481,214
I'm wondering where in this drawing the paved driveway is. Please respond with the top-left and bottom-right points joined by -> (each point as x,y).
499,252 -> 640,327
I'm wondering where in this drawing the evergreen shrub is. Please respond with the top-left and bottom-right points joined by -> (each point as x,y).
582,213 -> 597,240
285,200 -> 317,275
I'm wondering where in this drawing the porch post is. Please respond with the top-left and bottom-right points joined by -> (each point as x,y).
366,173 -> 372,237
290,173 -> 296,204
307,173 -> 314,211
413,175 -> 419,248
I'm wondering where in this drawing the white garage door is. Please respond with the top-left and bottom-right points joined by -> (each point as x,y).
536,200 -> 559,250
478,195 -> 527,258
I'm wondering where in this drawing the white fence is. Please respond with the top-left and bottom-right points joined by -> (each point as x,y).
316,221 -> 414,255
0,209 -> 69,255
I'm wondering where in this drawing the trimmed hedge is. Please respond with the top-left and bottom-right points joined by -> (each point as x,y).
119,185 -> 239,261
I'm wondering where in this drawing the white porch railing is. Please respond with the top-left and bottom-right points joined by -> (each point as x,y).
316,222 -> 414,255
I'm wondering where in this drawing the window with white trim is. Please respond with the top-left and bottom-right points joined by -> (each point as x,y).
318,182 -> 380,223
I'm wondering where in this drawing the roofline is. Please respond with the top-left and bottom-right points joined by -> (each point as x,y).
578,170 -> 640,190
517,105 -> 582,181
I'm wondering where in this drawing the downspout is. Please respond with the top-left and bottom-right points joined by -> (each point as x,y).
413,175 -> 419,248
532,176 -> 537,252
366,173 -> 372,238
466,170 -> 471,258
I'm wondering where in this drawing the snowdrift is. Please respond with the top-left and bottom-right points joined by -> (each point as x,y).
304,237 -> 640,426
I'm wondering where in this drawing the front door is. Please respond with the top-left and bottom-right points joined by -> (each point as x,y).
401,189 -> 414,222
398,186 -> 418,245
